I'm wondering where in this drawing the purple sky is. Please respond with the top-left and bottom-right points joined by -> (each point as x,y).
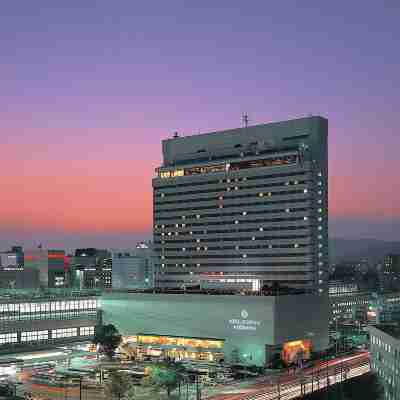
1,1 -> 399,250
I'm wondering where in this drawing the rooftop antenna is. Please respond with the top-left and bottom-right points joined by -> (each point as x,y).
242,113 -> 249,128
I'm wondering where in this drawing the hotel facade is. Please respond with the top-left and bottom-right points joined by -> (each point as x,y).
153,116 -> 328,293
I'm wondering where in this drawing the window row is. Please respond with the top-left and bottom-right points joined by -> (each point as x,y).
155,170 -> 309,189
158,262 -> 312,268
155,189 -> 309,206
155,179 -> 309,198
0,299 -> 97,314
155,207 -> 310,223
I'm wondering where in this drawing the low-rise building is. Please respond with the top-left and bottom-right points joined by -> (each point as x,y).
101,291 -> 329,366
0,290 -> 99,354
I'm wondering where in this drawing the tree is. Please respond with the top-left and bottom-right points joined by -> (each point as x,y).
142,363 -> 182,398
92,324 -> 122,359
104,371 -> 131,400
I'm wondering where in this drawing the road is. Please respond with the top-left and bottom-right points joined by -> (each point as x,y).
207,352 -> 370,400
16,352 -> 370,400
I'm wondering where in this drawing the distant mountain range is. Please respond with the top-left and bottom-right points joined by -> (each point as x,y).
330,238 -> 400,264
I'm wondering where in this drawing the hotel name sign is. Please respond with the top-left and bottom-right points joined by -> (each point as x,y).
228,309 -> 261,331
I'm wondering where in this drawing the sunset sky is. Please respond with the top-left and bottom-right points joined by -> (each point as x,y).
1,1 -> 399,250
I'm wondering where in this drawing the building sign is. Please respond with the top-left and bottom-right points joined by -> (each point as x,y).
228,309 -> 261,331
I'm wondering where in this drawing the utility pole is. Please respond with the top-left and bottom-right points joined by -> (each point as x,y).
277,374 -> 281,400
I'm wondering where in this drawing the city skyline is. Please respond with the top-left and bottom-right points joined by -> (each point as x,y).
1,1 -> 400,249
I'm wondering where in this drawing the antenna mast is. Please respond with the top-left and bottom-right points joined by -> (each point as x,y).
242,113 -> 249,128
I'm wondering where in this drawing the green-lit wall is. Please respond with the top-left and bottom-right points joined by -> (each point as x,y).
101,292 -> 329,366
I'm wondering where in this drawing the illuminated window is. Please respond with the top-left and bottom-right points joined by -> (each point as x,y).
252,237 -> 255,241
286,208 -> 290,213
259,193 -> 263,197
235,220 -> 239,224
21,330 -> 48,342
242,211 -> 247,216
171,169 -> 184,177
259,227 -> 263,231
0,333 -> 18,344
161,193 -> 165,197
52,328 -> 77,339
80,326 -> 95,336
304,189 -> 308,193
243,254 -> 247,258
294,244 -> 299,248
196,215 -> 200,219
304,216 -> 308,221
318,208 -> 322,213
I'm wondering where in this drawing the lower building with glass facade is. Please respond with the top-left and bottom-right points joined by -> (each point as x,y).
101,291 -> 329,366
0,290 -> 99,354
369,324 -> 400,400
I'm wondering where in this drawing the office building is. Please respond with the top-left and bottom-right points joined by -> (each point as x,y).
153,116 -> 328,293
383,255 -> 400,291
71,248 -> 112,289
330,291 -> 400,325
111,243 -> 155,290
24,249 -> 66,288
0,290 -> 99,354
369,324 -> 400,400
101,291 -> 329,366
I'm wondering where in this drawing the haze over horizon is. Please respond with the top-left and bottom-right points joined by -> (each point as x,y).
1,1 -> 399,249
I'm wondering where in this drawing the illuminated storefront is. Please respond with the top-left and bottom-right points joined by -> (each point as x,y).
282,339 -> 312,364
119,334 -> 224,363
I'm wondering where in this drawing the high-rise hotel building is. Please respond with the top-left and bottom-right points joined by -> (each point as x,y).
153,116 -> 328,294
